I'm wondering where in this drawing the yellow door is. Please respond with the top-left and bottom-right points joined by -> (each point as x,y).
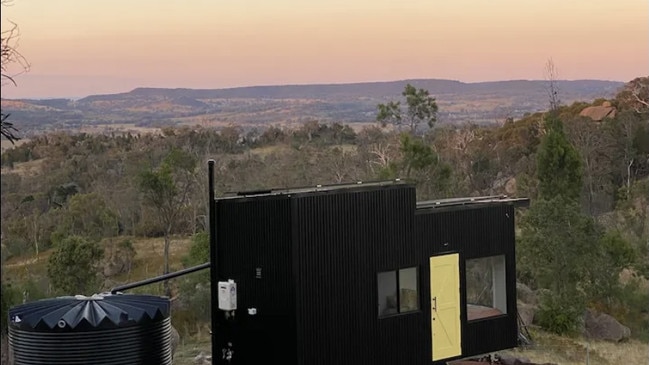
430,253 -> 461,361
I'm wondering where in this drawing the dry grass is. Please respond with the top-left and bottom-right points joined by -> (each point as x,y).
1,138 -> 29,152
577,338 -> 649,365
173,335 -> 212,365
0,157 -> 45,177
106,236 -> 192,293
3,236 -> 194,296
501,328 -> 649,365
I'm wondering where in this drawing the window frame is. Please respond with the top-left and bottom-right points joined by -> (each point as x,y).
465,254 -> 507,322
377,266 -> 420,318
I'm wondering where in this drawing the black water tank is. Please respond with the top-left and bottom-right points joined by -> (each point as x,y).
8,293 -> 172,365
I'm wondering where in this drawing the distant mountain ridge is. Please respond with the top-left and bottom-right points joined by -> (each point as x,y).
77,79 -> 621,101
1,78 -> 624,134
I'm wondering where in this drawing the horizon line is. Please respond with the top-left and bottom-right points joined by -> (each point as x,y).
2,77 -> 628,101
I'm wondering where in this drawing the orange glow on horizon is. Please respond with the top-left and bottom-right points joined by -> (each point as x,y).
1,0 -> 647,98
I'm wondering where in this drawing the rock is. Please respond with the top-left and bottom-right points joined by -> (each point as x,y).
193,351 -> 212,365
517,301 -> 537,327
583,309 -> 631,342
170,325 -> 180,359
516,282 -> 537,305
491,176 -> 509,191
579,104 -> 617,121
103,261 -> 122,277
497,353 -> 532,365
505,177 -> 517,195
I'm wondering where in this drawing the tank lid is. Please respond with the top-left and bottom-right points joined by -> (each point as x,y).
9,293 -> 170,331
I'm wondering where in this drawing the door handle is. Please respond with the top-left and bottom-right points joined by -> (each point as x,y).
432,296 -> 437,312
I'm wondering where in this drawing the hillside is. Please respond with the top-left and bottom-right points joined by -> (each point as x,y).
1,79 -> 622,135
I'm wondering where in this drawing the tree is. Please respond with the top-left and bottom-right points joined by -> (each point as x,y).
138,147 -> 197,296
399,133 -> 437,179
544,58 -> 561,112
518,114 -> 640,335
47,235 -> 104,295
377,84 -> 439,133
51,192 -> 119,244
616,76 -> 649,114
565,116 -> 616,214
536,117 -> 582,201
1,0 -> 29,144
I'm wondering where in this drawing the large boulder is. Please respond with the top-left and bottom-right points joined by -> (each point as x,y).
516,282 -> 537,305
579,102 -> 617,121
170,325 -> 180,359
505,178 -> 517,196
517,301 -> 537,327
583,309 -> 631,342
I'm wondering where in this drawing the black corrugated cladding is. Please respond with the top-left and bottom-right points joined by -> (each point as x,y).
415,203 -> 518,363
211,181 -> 520,365
292,184 -> 425,365
212,195 -> 296,365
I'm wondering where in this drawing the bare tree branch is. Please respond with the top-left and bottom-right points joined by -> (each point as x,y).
544,58 -> 561,111
1,0 -> 30,144
1,21 -> 30,86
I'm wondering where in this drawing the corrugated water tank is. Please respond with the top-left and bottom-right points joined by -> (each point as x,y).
8,293 -> 172,365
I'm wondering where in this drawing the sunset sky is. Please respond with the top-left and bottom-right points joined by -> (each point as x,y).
1,0 -> 647,99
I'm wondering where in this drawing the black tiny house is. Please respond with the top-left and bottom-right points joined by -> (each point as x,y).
209,177 -> 528,365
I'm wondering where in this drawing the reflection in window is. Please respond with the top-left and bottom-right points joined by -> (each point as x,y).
466,255 -> 506,321
378,267 -> 419,317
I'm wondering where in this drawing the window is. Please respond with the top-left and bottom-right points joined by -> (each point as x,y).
465,255 -> 507,321
378,267 -> 419,317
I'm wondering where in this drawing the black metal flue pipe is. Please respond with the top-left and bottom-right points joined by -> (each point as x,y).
109,262 -> 210,294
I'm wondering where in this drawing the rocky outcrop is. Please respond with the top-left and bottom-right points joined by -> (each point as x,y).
171,325 -> 180,359
516,283 -> 537,305
194,351 -> 212,365
450,354 -> 557,365
583,309 -> 631,342
517,302 -> 537,327
516,282 -> 538,326
579,101 -> 617,121
103,240 -> 135,277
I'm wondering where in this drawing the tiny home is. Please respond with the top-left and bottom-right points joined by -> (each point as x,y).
209,179 -> 528,365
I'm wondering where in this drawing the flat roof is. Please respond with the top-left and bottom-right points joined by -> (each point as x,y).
417,195 -> 530,210
217,181 -> 530,208
218,179 -> 410,200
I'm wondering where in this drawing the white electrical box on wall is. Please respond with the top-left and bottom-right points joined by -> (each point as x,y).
218,280 -> 237,311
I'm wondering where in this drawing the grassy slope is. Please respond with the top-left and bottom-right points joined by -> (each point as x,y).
502,328 -> 649,365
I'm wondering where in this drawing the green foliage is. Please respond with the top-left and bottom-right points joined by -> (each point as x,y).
612,278 -> 649,341
376,101 -> 401,129
402,84 -> 439,129
377,84 -> 438,133
52,193 -> 119,244
1,283 -> 22,333
519,183 -> 645,335
138,148 -> 197,295
536,290 -> 585,335
400,133 -> 437,178
519,197 -> 601,293
600,230 -> 636,272
138,148 -> 197,222
176,232 -> 211,334
183,232 -> 210,267
536,117 -> 582,201
47,235 -> 104,295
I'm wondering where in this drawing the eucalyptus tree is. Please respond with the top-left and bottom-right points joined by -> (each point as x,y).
138,148 -> 197,296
